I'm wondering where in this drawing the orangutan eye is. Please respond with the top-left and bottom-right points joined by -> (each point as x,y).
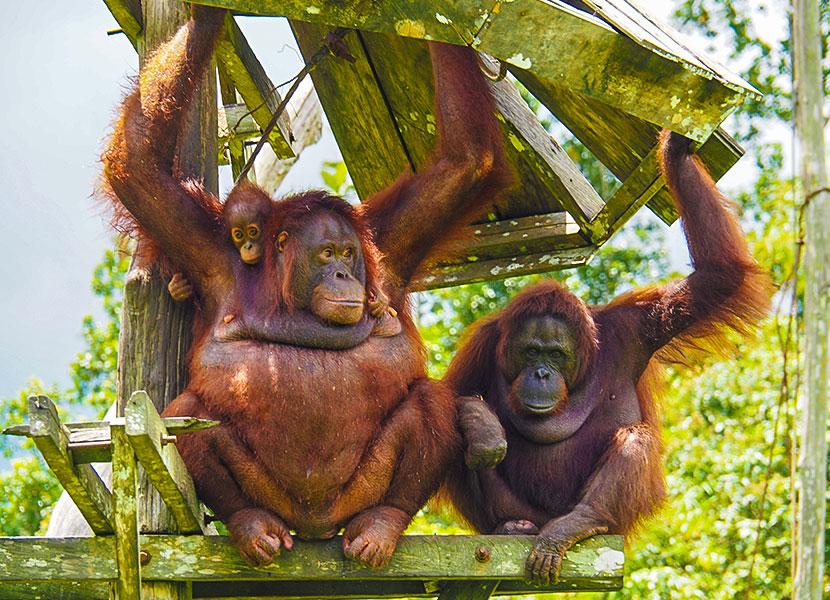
550,350 -> 566,362
526,347 -> 539,359
232,228 -> 244,241
321,247 -> 334,260
247,225 -> 260,239
343,247 -> 353,259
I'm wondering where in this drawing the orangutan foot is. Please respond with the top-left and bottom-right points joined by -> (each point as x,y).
342,506 -> 410,569
227,508 -> 294,566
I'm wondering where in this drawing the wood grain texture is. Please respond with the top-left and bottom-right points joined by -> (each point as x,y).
124,391 -> 204,534
0,535 -> 623,588
193,0 -> 755,140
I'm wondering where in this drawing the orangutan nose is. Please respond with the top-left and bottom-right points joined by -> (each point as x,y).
535,367 -> 551,380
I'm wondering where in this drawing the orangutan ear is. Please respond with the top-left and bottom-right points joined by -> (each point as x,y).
276,231 -> 289,253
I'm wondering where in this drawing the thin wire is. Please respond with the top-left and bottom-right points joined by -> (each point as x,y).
234,28 -> 351,185
229,73 -> 302,137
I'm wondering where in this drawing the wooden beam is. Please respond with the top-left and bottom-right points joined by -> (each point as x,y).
27,396 -> 113,535
103,0 -> 143,49
488,72 -> 605,229
193,0 -> 755,141
452,212 -> 585,265
514,69 -> 744,225
591,145 -> 664,242
111,424 -> 141,600
121,3 -> 216,598
415,246 -> 597,291
0,535 -> 623,592
291,22 -> 411,199
217,62 -> 248,177
124,391 -> 205,534
357,32 -> 605,230
4,416 -> 220,466
254,78 -> 324,195
216,13 -> 295,159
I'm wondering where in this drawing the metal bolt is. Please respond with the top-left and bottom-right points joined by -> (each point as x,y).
160,434 -> 177,446
474,546 -> 491,563
139,550 -> 151,566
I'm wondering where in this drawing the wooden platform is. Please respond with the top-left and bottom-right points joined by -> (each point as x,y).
1,393 -> 623,599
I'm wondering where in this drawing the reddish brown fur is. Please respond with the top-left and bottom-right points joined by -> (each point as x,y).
442,130 -> 772,584
100,7 -> 512,568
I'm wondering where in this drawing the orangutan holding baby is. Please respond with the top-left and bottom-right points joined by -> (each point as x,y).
102,6 -> 511,567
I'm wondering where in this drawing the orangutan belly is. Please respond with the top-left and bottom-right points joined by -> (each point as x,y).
189,332 -> 422,523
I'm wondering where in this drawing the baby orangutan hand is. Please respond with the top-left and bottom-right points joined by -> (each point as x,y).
167,272 -> 194,302
367,286 -> 397,319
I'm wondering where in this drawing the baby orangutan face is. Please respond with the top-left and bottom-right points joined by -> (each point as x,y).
223,187 -> 273,265
229,216 -> 264,265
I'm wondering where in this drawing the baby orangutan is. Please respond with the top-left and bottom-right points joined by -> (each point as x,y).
167,187 -> 399,339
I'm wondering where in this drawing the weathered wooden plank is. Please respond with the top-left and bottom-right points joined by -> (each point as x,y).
193,0 -> 753,141
111,425 -> 141,600
291,21 -> 411,199
591,145 -> 663,241
120,4 -> 215,599
0,582 -> 109,600
0,576 -> 623,600
124,391 -> 204,534
489,73 -> 605,226
0,535 -> 623,588
217,61 -> 248,177
463,212 -> 585,261
414,246 -> 597,291
27,396 -> 113,535
254,77 -> 324,196
5,416 -> 219,465
216,14 -> 295,159
103,0 -> 143,49
358,32 -> 604,230
582,0 -> 755,93
514,69 -> 743,224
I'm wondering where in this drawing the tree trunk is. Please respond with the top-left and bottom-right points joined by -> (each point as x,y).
792,1 -> 828,598
116,1 -> 217,598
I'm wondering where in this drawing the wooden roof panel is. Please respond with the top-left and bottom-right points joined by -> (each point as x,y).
196,0 -> 755,141
108,1 -> 759,287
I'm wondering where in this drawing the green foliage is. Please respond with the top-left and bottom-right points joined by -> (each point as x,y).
673,0 -> 829,140
0,248 -> 128,535
0,4 -> 817,597
321,160 -> 356,201
616,317 -> 796,598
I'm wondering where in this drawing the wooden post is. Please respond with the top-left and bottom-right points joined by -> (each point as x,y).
111,424 -> 140,600
115,1 -> 217,598
793,0 -> 829,598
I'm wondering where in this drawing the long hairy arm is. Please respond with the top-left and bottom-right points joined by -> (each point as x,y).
616,130 -> 772,364
101,7 -> 228,288
359,43 -> 513,290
